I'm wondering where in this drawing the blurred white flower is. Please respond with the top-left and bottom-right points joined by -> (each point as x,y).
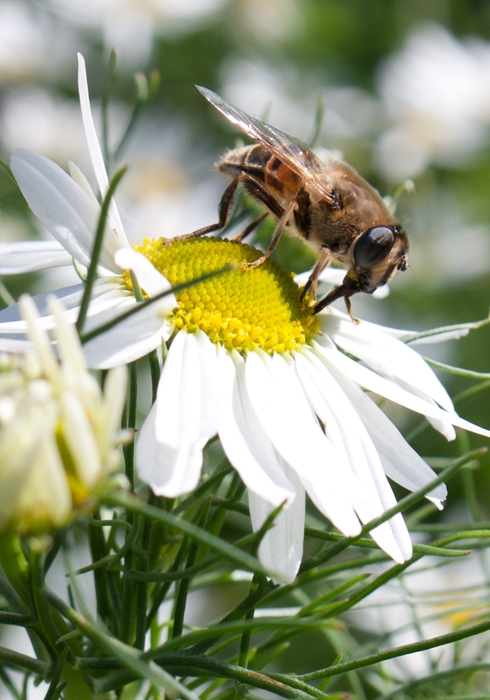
0,2 -> 54,82
220,58 -> 380,146
0,88 -> 85,164
0,295 -> 127,536
45,0 -> 228,67
234,0 -> 303,43
0,1 -> 80,84
376,24 -> 490,181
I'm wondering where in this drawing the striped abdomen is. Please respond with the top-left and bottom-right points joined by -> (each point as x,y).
217,144 -> 302,203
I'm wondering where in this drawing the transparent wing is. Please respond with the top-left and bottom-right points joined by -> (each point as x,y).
197,86 -> 333,199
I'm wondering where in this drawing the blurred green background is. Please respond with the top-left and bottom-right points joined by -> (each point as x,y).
1,0 -> 490,695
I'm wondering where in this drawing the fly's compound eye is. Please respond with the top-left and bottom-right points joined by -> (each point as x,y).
353,226 -> 395,269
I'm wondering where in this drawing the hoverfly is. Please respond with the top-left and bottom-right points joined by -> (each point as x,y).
183,86 -> 409,317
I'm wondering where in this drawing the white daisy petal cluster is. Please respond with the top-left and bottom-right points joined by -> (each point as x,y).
1,54 -> 489,582
0,295 -> 127,536
136,291 -> 490,582
376,24 -> 490,181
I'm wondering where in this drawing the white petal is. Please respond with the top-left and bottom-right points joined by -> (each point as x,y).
323,358 -> 447,506
155,330 -> 222,449
322,310 -> 454,412
218,349 -> 296,508
0,281 -> 130,335
48,296 -> 87,375
294,268 -> 389,300
77,53 -> 129,248
11,148 -> 120,273
296,349 -> 412,563
249,463 -> 305,583
314,338 -> 490,439
68,160 -> 100,206
245,350 -> 362,537
60,390 -> 101,488
18,429 -> 72,528
115,248 -> 176,306
294,267 -> 345,288
0,241 -> 72,274
98,365 -> 128,454
82,300 -> 174,369
0,338 -> 33,353
136,403 -> 204,497
19,295 -> 61,387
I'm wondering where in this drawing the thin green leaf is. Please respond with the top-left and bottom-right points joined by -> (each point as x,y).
76,165 -> 127,334
102,491 -> 274,580
79,263 -> 234,344
307,93 -> 326,148
424,356 -> 490,379
42,648 -> 68,700
297,618 -> 490,682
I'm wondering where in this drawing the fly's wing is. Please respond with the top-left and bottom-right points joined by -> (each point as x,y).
197,86 -> 335,201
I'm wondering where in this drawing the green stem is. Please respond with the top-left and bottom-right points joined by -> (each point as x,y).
123,362 -> 138,490
238,576 -> 259,669
0,646 -> 47,676
297,617 -> 490,682
80,265 -> 233,345
0,280 -> 15,307
172,499 -> 212,639
102,491 -> 269,578
76,166 -> 127,335
148,350 -> 161,403
0,535 -> 30,605
300,448 -> 486,574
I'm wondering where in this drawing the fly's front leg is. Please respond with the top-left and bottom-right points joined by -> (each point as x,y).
299,247 -> 331,303
344,297 -> 360,325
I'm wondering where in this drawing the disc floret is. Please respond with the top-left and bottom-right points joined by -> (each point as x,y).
133,238 -> 320,355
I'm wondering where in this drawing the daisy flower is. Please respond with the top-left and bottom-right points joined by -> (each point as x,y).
0,295 -> 127,535
1,55 -> 489,582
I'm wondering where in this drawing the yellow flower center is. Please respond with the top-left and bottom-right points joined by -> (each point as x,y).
132,238 -> 320,355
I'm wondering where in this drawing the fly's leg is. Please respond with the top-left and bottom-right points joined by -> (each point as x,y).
344,297 -> 360,324
299,247 -> 331,302
162,176 -> 240,247
233,212 -> 268,243
241,199 -> 296,269
164,173 -> 283,247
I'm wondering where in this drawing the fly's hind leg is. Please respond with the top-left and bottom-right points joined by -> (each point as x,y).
164,172 -> 284,248
233,211 -> 268,243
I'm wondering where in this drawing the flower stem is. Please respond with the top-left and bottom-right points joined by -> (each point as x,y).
76,166 -> 127,335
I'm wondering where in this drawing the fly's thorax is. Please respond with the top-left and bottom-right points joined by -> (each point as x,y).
305,162 -> 399,263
